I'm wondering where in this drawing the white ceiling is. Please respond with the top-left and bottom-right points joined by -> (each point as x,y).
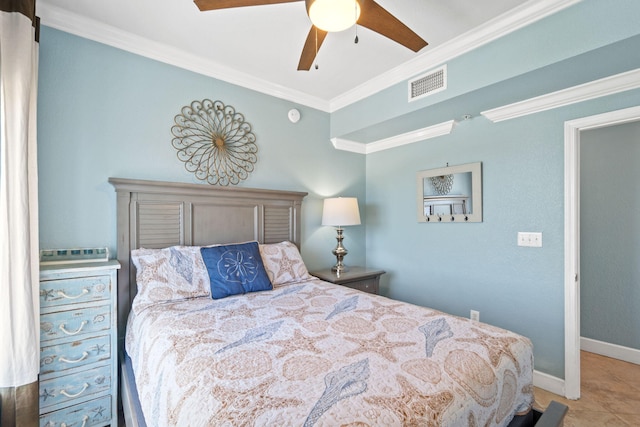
37,0 -> 578,111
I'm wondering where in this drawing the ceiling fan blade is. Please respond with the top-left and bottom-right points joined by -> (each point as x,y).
357,0 -> 427,52
195,0 -> 300,12
297,26 -> 328,71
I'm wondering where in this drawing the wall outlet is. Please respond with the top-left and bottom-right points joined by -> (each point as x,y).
517,231 -> 543,247
470,310 -> 480,322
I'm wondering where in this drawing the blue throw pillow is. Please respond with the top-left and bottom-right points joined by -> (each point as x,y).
200,242 -> 273,299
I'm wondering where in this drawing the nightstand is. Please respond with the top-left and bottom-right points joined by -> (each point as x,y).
311,267 -> 385,295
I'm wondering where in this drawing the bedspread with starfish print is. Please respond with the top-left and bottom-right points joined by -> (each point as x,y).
126,278 -> 534,426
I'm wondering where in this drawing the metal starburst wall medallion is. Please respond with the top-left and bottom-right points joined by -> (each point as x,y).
171,99 -> 257,186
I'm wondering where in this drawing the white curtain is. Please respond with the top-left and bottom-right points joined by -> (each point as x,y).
0,0 -> 40,388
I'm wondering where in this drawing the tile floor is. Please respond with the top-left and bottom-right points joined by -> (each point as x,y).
534,351 -> 640,426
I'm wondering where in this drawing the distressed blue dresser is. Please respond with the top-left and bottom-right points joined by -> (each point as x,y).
39,260 -> 120,427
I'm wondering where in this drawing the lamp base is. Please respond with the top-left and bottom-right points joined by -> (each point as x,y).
331,227 -> 349,275
331,264 -> 349,275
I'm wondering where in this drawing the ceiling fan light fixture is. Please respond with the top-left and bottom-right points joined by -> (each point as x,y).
306,0 -> 361,32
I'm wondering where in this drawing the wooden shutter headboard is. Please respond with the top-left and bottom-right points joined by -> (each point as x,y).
109,177 -> 307,347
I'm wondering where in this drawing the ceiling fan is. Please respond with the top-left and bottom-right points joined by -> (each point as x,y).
194,0 -> 428,70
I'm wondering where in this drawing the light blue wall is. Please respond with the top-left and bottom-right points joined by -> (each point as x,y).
365,86 -> 640,379
331,0 -> 640,140
357,19 -> 640,376
581,122 -> 640,350
37,27 -> 367,272
347,1 -> 640,380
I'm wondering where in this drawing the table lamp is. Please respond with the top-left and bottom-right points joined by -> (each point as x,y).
322,197 -> 361,273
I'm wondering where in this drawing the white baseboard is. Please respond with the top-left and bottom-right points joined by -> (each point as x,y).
581,337 -> 640,365
533,370 -> 565,397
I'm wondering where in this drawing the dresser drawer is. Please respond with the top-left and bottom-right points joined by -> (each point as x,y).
40,304 -> 111,343
40,364 -> 112,410
39,394 -> 111,427
40,334 -> 111,377
40,275 -> 112,308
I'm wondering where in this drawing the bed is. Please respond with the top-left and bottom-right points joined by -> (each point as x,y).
110,178 -> 567,427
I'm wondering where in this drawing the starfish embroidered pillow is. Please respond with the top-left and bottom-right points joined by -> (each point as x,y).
259,241 -> 312,287
200,241 -> 273,299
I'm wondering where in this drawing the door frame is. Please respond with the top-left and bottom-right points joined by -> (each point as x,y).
563,105 -> 640,399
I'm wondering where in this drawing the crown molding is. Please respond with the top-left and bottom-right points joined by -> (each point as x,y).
481,68 -> 640,122
366,120 -> 455,153
37,2 -> 331,112
328,0 -> 581,112
37,0 -> 579,113
330,138 -> 367,154
331,120 -> 455,154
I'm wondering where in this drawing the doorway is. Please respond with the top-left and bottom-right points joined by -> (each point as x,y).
564,105 -> 640,399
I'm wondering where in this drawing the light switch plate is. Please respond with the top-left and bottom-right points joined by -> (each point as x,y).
518,232 -> 542,247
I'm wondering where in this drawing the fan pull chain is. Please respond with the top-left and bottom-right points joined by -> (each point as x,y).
314,27 -> 319,70
354,2 -> 359,44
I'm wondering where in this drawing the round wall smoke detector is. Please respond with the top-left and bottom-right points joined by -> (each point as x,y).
288,109 -> 301,123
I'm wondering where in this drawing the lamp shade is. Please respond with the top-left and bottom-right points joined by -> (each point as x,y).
322,197 -> 361,226
305,0 -> 361,33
